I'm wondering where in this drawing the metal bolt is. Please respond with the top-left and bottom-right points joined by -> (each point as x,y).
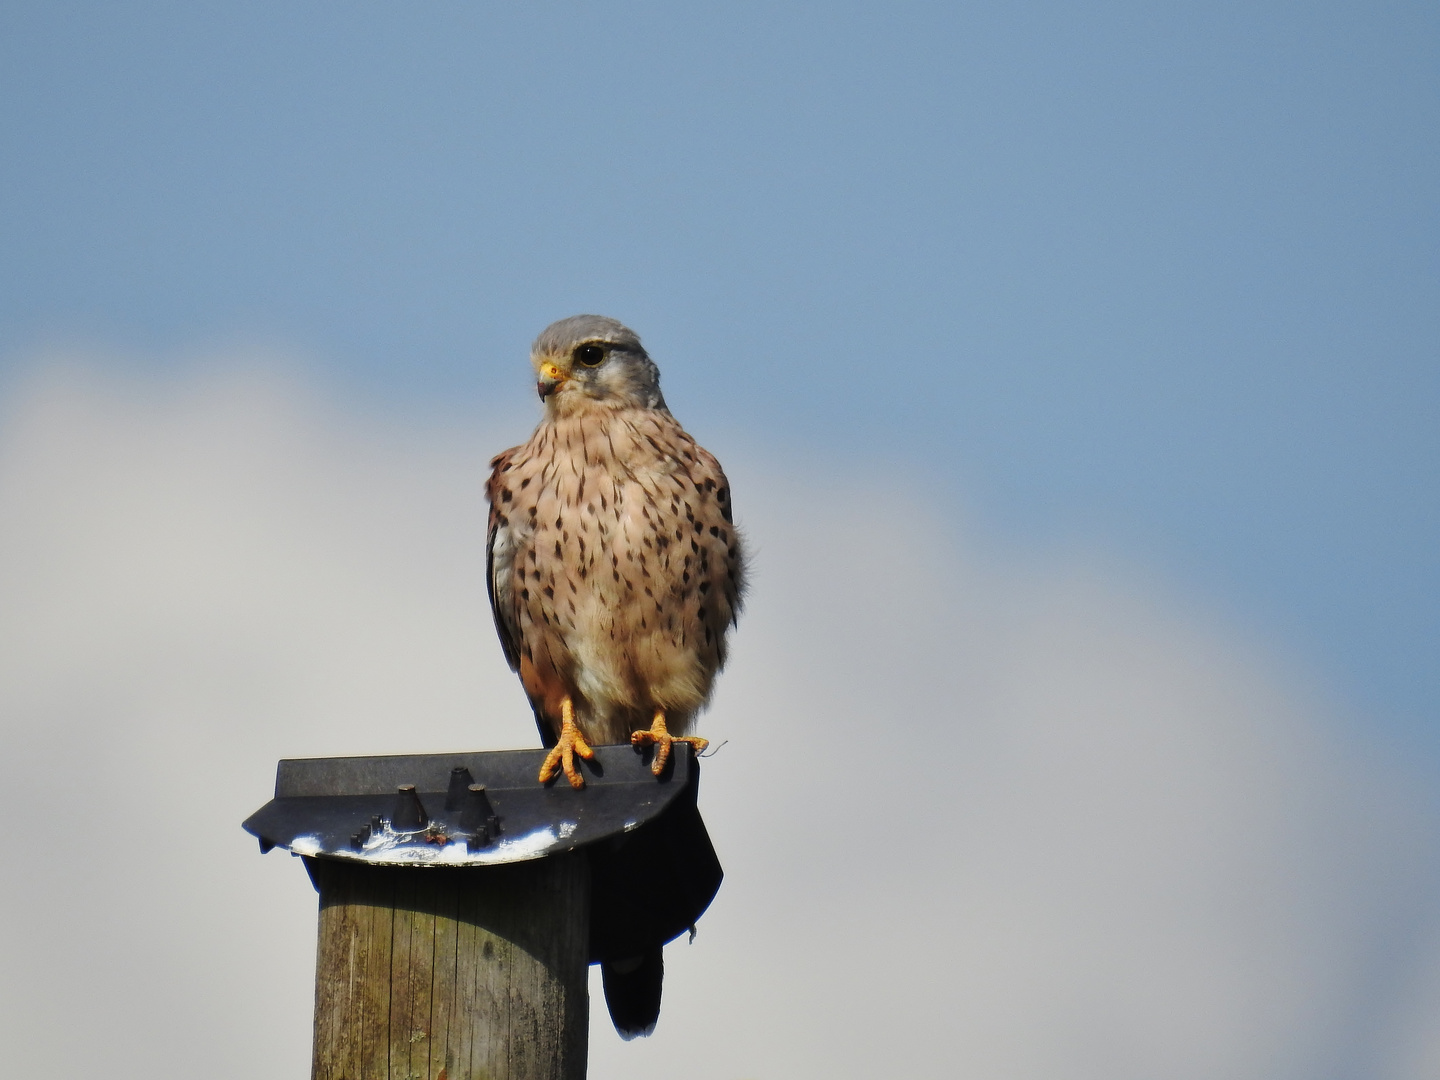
460,783 -> 501,849
445,765 -> 476,810
391,784 -> 428,831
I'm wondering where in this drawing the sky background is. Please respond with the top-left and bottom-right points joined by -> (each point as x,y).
0,3 -> 1436,1078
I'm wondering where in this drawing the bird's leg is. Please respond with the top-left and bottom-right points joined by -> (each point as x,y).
631,710 -> 709,777
539,697 -> 595,789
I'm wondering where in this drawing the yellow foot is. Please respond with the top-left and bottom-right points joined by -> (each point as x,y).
630,711 -> 709,777
539,699 -> 595,789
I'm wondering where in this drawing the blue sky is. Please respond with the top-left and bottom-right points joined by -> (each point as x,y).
1,0 -> 1435,747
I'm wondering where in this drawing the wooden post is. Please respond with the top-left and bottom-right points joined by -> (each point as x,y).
245,747 -> 722,1077
306,851 -> 590,1080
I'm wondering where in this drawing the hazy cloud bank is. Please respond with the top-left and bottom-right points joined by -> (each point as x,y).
0,359 -> 1434,1079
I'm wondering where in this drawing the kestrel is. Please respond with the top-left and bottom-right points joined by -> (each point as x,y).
485,315 -> 745,791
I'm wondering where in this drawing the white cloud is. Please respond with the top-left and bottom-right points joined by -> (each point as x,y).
0,359 -> 1434,1079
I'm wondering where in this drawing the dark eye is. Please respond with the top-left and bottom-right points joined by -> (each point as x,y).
575,344 -> 606,367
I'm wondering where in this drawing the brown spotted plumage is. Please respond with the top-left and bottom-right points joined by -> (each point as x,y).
486,315 -> 745,792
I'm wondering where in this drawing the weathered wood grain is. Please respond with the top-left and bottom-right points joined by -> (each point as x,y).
308,854 -> 589,1080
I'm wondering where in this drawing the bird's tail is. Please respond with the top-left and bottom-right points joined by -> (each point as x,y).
601,948 -> 663,1039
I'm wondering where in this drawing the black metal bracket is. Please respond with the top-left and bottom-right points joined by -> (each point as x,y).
242,744 -> 723,963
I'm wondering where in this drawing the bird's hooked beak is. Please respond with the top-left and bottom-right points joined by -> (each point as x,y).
537,360 -> 568,401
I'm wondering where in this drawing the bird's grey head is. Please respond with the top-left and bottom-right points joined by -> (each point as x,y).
530,315 -> 666,415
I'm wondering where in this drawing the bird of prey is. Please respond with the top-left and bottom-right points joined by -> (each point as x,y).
485,314 -> 745,1036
